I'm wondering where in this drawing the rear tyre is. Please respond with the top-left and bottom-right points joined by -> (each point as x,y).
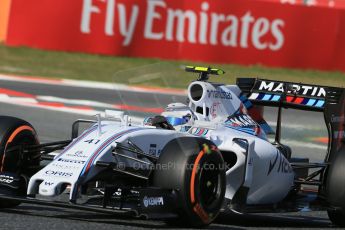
153,137 -> 226,227
328,209 -> 345,227
0,116 -> 40,208
325,146 -> 345,226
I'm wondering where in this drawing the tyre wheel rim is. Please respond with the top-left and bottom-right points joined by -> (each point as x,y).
198,161 -> 222,209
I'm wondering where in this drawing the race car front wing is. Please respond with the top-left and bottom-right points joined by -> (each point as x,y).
0,180 -> 179,219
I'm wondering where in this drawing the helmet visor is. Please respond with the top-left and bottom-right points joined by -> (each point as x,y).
166,116 -> 188,126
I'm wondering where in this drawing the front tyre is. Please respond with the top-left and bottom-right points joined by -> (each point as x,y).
0,116 -> 40,208
153,137 -> 226,227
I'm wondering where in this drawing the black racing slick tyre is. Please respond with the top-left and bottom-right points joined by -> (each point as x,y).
325,146 -> 345,227
153,137 -> 226,227
328,209 -> 345,227
0,116 -> 40,208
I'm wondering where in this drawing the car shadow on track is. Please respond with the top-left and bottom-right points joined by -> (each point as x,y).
0,204 -> 334,229
215,212 -> 332,228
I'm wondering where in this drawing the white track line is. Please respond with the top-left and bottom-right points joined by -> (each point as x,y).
36,96 -> 114,108
267,121 -> 323,130
0,96 -> 144,122
0,74 -> 186,95
283,140 -> 326,150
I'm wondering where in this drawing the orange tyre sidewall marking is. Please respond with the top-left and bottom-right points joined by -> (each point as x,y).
0,125 -> 35,172
190,149 -> 209,223
193,203 -> 209,222
190,150 -> 204,204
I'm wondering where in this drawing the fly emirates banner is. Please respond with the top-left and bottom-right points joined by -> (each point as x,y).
5,0 -> 345,71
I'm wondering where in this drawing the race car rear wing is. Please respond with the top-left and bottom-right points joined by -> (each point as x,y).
236,78 -> 342,112
237,78 -> 345,163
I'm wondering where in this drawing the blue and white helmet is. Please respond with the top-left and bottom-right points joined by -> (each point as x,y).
161,103 -> 196,128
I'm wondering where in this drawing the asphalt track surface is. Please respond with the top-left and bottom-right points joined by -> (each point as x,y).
0,80 -> 337,229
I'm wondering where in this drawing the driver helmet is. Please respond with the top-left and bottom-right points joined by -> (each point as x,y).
161,103 -> 196,129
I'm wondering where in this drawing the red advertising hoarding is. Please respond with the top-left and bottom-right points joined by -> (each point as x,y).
5,0 -> 345,72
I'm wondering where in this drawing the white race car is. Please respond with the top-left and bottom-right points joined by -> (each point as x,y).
0,66 -> 344,227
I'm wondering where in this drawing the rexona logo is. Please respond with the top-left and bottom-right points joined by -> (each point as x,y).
257,81 -> 326,97
143,196 -> 164,207
45,170 -> 73,177
57,158 -> 86,164
80,0 -> 285,50
207,89 -> 232,100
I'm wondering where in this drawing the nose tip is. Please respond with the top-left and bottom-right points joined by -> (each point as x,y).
38,181 -> 69,197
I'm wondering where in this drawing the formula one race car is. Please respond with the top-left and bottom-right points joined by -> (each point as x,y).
0,66 -> 345,227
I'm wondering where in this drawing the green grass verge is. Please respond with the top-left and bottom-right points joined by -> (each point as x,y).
1,43 -> 345,89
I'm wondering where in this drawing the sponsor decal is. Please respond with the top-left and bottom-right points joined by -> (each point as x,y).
113,188 -> 122,196
331,116 -> 345,123
143,196 -> 164,208
207,89 -> 232,100
267,150 -> 292,175
210,102 -> 221,119
45,170 -> 73,177
148,144 -> 161,156
44,181 -> 54,186
0,175 -> 14,184
66,150 -> 88,158
256,80 -> 326,98
333,131 -> 345,139
149,144 -> 157,155
57,158 -> 85,164
52,163 -> 80,170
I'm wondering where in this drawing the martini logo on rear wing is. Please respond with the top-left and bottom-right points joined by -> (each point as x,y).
255,80 -> 326,98
236,78 -> 338,111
